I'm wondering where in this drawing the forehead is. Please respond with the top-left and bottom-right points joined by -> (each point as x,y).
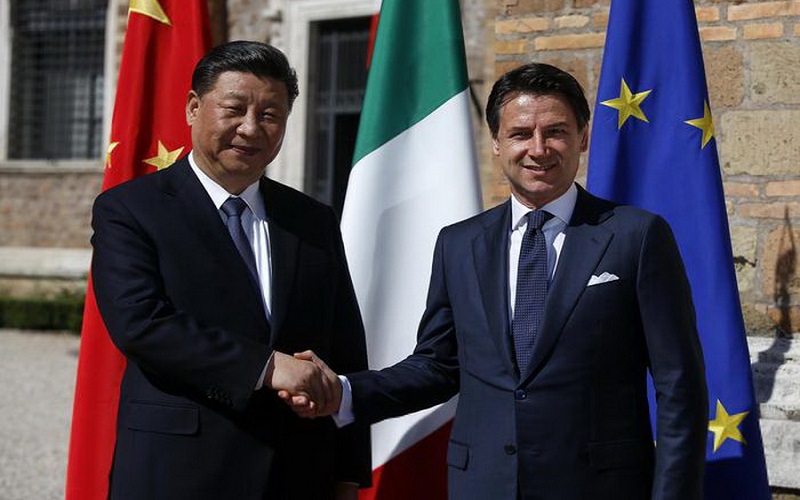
499,92 -> 578,127
207,71 -> 288,100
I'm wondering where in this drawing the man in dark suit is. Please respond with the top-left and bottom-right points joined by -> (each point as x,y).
91,41 -> 370,499
290,63 -> 708,499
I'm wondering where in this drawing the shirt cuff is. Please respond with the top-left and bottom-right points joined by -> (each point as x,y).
254,352 -> 274,390
331,375 -> 355,428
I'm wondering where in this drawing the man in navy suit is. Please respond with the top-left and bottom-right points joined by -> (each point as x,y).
91,41 -> 370,499
290,63 -> 708,499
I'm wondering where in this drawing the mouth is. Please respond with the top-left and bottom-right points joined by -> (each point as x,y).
230,145 -> 261,156
521,164 -> 555,172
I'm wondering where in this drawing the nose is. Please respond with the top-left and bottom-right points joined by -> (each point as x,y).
236,112 -> 258,137
526,133 -> 547,158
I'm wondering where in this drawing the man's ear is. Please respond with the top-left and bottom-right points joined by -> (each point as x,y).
579,127 -> 589,152
492,135 -> 500,156
186,90 -> 200,126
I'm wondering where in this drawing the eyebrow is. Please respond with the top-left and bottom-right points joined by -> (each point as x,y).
505,120 -> 571,131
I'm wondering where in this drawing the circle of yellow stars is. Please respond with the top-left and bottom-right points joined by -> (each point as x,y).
600,77 -> 715,150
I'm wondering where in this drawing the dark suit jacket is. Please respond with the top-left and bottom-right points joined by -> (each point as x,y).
348,185 -> 707,500
92,157 -> 371,499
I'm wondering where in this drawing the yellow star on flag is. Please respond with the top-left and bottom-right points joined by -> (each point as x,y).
601,78 -> 652,129
129,0 -> 171,26
105,141 -> 120,170
685,101 -> 715,149
144,141 -> 184,170
708,400 -> 749,452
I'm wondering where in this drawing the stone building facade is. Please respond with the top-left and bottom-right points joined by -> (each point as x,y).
0,0 -> 797,494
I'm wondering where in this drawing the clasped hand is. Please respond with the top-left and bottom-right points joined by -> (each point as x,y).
266,350 -> 341,418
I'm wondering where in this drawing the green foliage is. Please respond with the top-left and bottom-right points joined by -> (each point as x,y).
0,291 -> 85,333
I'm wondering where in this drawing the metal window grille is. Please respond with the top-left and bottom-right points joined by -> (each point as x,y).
306,17 -> 370,214
8,0 -> 107,160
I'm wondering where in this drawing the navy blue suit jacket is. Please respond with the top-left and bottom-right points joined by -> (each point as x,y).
92,158 -> 371,499
348,185 -> 707,499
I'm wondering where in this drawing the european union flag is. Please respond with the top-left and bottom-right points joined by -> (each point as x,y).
587,0 -> 771,498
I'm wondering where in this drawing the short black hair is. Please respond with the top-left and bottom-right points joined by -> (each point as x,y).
191,40 -> 300,111
485,63 -> 590,137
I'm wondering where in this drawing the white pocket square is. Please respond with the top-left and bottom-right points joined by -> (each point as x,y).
587,272 -> 620,287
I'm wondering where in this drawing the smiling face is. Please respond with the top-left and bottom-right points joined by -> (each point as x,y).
186,70 -> 289,194
492,92 -> 588,209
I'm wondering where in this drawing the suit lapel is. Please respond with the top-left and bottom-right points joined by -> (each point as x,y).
260,177 -> 299,345
473,202 -> 517,378
521,187 -> 614,382
162,159 -> 270,334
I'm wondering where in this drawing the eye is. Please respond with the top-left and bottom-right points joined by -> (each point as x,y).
221,105 -> 244,116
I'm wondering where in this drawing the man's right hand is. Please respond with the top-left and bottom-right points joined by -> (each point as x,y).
266,351 -> 335,412
276,350 -> 342,418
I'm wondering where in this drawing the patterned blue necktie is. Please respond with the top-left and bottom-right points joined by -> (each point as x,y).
221,197 -> 259,284
512,210 -> 552,374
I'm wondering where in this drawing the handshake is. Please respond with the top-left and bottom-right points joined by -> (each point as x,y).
266,350 -> 342,418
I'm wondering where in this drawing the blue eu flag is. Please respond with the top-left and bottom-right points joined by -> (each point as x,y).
587,0 -> 771,498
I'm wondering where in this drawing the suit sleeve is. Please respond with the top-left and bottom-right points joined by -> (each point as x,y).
324,208 -> 373,486
348,229 -> 460,425
637,216 -> 708,500
91,191 -> 271,412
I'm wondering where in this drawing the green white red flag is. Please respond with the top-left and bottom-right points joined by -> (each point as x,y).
341,0 -> 482,497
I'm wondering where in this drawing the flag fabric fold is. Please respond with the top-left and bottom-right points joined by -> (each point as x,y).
65,2 -> 210,498
341,0 -> 481,498
587,1 -> 770,498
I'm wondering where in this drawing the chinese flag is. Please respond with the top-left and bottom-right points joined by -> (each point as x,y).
65,1 -> 210,498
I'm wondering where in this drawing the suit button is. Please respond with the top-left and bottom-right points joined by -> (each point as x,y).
514,389 -> 527,400
504,445 -> 517,455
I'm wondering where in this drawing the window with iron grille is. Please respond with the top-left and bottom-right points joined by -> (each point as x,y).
8,0 -> 107,160
306,17 -> 370,215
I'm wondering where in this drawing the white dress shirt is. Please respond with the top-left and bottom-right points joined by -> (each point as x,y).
188,152 -> 273,389
188,152 -> 273,318
508,183 -> 577,320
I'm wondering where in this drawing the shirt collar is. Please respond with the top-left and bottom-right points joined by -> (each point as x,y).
188,151 -> 266,220
510,183 -> 578,231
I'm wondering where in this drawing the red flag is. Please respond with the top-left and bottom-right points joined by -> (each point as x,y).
65,2 -> 210,498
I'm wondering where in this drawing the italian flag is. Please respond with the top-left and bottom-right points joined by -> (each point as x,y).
340,0 -> 481,497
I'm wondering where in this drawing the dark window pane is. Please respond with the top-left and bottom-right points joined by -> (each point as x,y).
306,17 -> 370,214
9,0 -> 107,160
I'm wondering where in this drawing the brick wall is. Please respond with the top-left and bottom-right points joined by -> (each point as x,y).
0,169 -> 101,248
